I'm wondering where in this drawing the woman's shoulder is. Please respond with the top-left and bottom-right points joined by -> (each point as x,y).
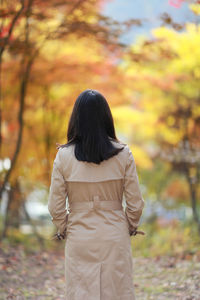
55,143 -> 74,161
110,139 -> 135,166
110,138 -> 130,153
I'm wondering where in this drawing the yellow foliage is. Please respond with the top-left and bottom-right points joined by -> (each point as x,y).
189,3 -> 200,15
152,23 -> 200,74
129,144 -> 153,169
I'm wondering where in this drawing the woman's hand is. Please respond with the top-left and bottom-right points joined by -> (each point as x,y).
51,215 -> 69,241
51,232 -> 66,241
130,227 -> 145,236
132,229 -> 145,235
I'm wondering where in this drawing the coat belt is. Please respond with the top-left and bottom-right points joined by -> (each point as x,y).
69,195 -> 123,211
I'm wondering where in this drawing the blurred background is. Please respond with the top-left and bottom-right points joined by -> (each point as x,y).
0,0 -> 200,288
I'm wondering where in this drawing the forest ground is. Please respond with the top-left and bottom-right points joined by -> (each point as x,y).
0,242 -> 200,300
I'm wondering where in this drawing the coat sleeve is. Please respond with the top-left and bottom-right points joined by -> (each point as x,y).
123,146 -> 145,235
48,149 -> 68,236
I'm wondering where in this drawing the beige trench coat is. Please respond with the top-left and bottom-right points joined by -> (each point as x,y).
48,140 -> 145,300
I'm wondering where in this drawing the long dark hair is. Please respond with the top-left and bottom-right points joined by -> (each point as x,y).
59,89 -> 125,164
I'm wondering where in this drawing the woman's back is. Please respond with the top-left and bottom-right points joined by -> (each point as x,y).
47,89 -> 145,300
58,140 -> 130,241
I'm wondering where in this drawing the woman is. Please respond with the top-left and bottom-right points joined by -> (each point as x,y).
48,89 -> 145,300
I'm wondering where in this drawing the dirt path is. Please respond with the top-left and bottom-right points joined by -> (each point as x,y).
0,244 -> 200,300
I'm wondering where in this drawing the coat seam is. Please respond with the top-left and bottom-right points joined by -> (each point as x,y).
65,178 -> 124,183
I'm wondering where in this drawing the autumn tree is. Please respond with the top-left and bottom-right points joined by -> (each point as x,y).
120,4 -> 200,233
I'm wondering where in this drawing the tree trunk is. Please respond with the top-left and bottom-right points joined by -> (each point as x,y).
186,168 -> 200,235
1,187 -> 13,239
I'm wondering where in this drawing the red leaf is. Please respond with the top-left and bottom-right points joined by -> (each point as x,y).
168,0 -> 184,8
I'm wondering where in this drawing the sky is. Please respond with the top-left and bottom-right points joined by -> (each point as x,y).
103,0 -> 198,44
